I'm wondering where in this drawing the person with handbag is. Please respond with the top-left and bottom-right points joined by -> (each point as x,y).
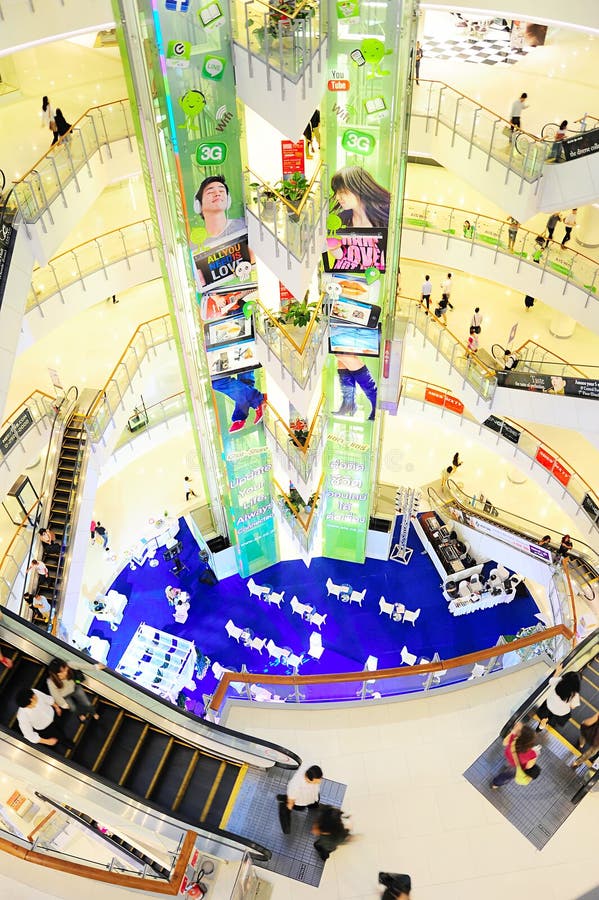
47,658 -> 103,722
276,764 -> 323,833
491,722 -> 540,788
536,663 -> 580,731
311,805 -> 351,861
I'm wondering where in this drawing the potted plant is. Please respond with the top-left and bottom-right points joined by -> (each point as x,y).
249,181 -> 277,220
277,293 -> 319,328
289,415 -> 309,446
274,171 -> 309,219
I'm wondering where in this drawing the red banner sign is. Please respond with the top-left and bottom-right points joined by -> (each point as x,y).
424,387 -> 464,414
279,282 -> 294,312
535,446 -> 555,471
281,140 -> 305,178
535,446 -> 571,485
553,461 -> 571,486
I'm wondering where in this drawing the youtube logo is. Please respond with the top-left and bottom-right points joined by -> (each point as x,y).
328,79 -> 350,91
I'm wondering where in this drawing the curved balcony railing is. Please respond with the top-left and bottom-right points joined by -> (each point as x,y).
207,624 -> 572,710
232,0 -> 326,82
513,339 -> 595,380
262,394 -> 326,484
254,293 -> 327,388
244,164 -> 327,263
0,390 -> 56,469
27,218 -> 157,313
402,198 -> 599,305
396,375 -> 599,537
399,295 -> 497,400
113,391 -> 187,450
413,80 -> 550,184
9,99 -> 134,230
84,315 -> 174,443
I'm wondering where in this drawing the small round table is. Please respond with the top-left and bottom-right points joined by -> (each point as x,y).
339,584 -> 352,603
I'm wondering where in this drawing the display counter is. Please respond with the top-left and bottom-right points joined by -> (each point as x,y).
444,585 -> 515,616
414,511 -> 483,582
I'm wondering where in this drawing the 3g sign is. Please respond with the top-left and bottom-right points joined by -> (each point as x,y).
341,129 -> 376,157
195,140 -> 227,165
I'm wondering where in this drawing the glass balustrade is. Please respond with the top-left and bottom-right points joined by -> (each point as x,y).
254,297 -> 327,388
232,0 -> 326,82
113,392 -> 188,449
402,198 -> 599,303
413,81 -> 549,183
11,100 -> 133,226
244,165 -> 327,263
262,397 -> 327,484
513,341 -> 597,382
27,219 -> 157,311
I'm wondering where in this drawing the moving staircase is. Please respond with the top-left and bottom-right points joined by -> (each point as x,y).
0,634 -> 268,857
546,651 -> 599,768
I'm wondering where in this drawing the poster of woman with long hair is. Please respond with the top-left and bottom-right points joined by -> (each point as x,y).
325,165 -> 390,273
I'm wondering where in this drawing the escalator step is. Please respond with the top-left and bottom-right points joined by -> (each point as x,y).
70,702 -> 121,769
125,731 -> 170,797
150,742 -> 196,810
561,719 -> 580,748
98,716 -> 147,783
176,756 -> 240,828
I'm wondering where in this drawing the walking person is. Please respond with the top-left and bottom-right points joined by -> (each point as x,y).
546,212 -> 561,241
90,519 -> 96,543
95,521 -> 109,551
536,663 -> 580,731
277,764 -> 323,832
47,658 -> 101,722
452,452 -> 463,469
51,108 -> 72,146
547,120 -> 568,162
570,711 -> 599,768
440,272 -> 453,310
561,209 -> 577,247
16,688 -> 73,749
470,307 -> 482,332
414,41 -> 422,85
507,216 -> 520,252
434,295 -> 448,326
491,721 -> 540,788
311,805 -> 351,861
421,274 -> 432,313
184,475 -> 197,501
532,235 -> 547,264
41,95 -> 56,139
509,92 -> 528,139
465,326 -> 479,358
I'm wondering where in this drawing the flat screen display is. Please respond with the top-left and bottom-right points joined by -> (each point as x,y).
204,313 -> 254,348
329,323 -> 381,357
206,339 -> 260,378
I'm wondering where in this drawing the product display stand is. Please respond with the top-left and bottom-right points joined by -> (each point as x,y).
390,487 -> 421,565
116,623 -> 197,702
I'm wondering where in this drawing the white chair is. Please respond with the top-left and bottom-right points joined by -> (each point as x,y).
248,636 -> 267,654
286,652 -> 304,670
250,684 -> 283,702
349,588 -> 365,606
291,596 -> 312,618
364,655 -> 378,672
468,663 -> 486,680
308,632 -> 325,659
326,577 -> 343,599
403,607 -> 421,626
266,639 -> 290,664
379,596 -> 395,619
308,611 -> 327,630
400,645 -> 417,666
458,580 -> 472,597
225,619 -> 245,642
266,589 -> 285,608
247,576 -> 270,599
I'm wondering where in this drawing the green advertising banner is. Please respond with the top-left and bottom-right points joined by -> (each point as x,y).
131,0 -> 277,576
322,1 -> 408,562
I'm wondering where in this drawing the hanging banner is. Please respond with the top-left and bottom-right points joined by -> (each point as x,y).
281,140 -> 305,178
497,371 -> 599,399
0,219 -> 17,313
563,127 -> 599,162
425,387 -> 464,414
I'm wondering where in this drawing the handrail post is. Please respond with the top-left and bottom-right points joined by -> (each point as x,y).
451,96 -> 462,147
468,107 -> 479,159
435,86 -> 445,137
487,119 -> 499,171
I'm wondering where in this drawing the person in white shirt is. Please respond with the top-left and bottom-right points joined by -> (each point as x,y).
470,307 -> 482,331
440,273 -> 453,310
277,764 -> 323,811
421,274 -> 432,313
509,92 -> 528,138
536,664 -> 580,731
16,688 -> 71,748
561,209 -> 577,247
41,95 -> 55,131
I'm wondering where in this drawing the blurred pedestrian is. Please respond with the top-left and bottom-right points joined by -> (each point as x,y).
547,120 -> 568,162
538,534 -> 552,547
421,274 -> 432,313
184,475 -> 197,501
379,873 -> 412,900
557,533 -> 573,559
561,209 -> 577,247
570,712 -> 599,768
546,212 -> 561,241
51,108 -> 72,146
509,92 -> 528,138
536,663 -> 580,731
47,658 -> 101,722
277,764 -> 323,833
532,235 -> 546,263
470,307 -> 482,332
27,558 -> 48,585
466,326 -> 479,357
90,519 -> 96,543
16,688 -> 73,749
41,95 -> 56,137
507,216 -> 519,252
39,528 -> 59,550
491,721 -> 540,787
95,521 -> 109,551
312,805 -> 351,861
524,294 -> 535,310
440,272 -> 453,310
415,41 -> 422,85
452,453 -> 462,469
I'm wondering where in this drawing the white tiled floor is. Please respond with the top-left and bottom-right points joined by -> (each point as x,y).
225,666 -> 599,900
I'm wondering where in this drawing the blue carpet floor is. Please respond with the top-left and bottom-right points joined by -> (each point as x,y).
90,518 -> 539,707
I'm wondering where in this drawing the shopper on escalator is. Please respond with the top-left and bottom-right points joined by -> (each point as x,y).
46,658 -> 102,722
570,711 -> 599,768
536,663 -> 580,732
16,688 -> 73,749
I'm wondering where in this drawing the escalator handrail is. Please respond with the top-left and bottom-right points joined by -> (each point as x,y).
0,606 -> 301,769
499,626 -> 599,739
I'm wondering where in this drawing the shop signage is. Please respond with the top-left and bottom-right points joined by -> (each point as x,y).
497,370 -> 599,399
424,387 -> 464,414
281,140 -> 305,178
0,219 -> 17,313
582,492 -> 599,523
563,126 -> 599,162
483,415 -> 520,444
0,407 -> 34,456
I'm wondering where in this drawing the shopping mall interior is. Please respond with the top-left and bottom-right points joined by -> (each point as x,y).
1,1 -> 599,898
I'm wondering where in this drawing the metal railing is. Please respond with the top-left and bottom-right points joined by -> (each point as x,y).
244,164 -> 327,263
113,391 -> 188,450
27,218 -> 157,313
9,99 -> 134,232
262,394 -> 327,484
0,390 -> 56,469
413,80 -> 550,186
397,375 -> 599,539
83,315 -> 174,444
232,0 -> 326,84
402,197 -> 599,304
513,339 -> 594,380
254,293 -> 327,389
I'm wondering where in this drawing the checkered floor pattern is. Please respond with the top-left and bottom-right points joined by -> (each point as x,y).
227,767 -> 346,886
422,36 -> 529,66
464,729 -> 589,849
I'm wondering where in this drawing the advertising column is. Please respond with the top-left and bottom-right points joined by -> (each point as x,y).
321,1 -> 413,562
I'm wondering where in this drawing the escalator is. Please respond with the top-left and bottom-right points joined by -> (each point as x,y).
0,614 -> 302,861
